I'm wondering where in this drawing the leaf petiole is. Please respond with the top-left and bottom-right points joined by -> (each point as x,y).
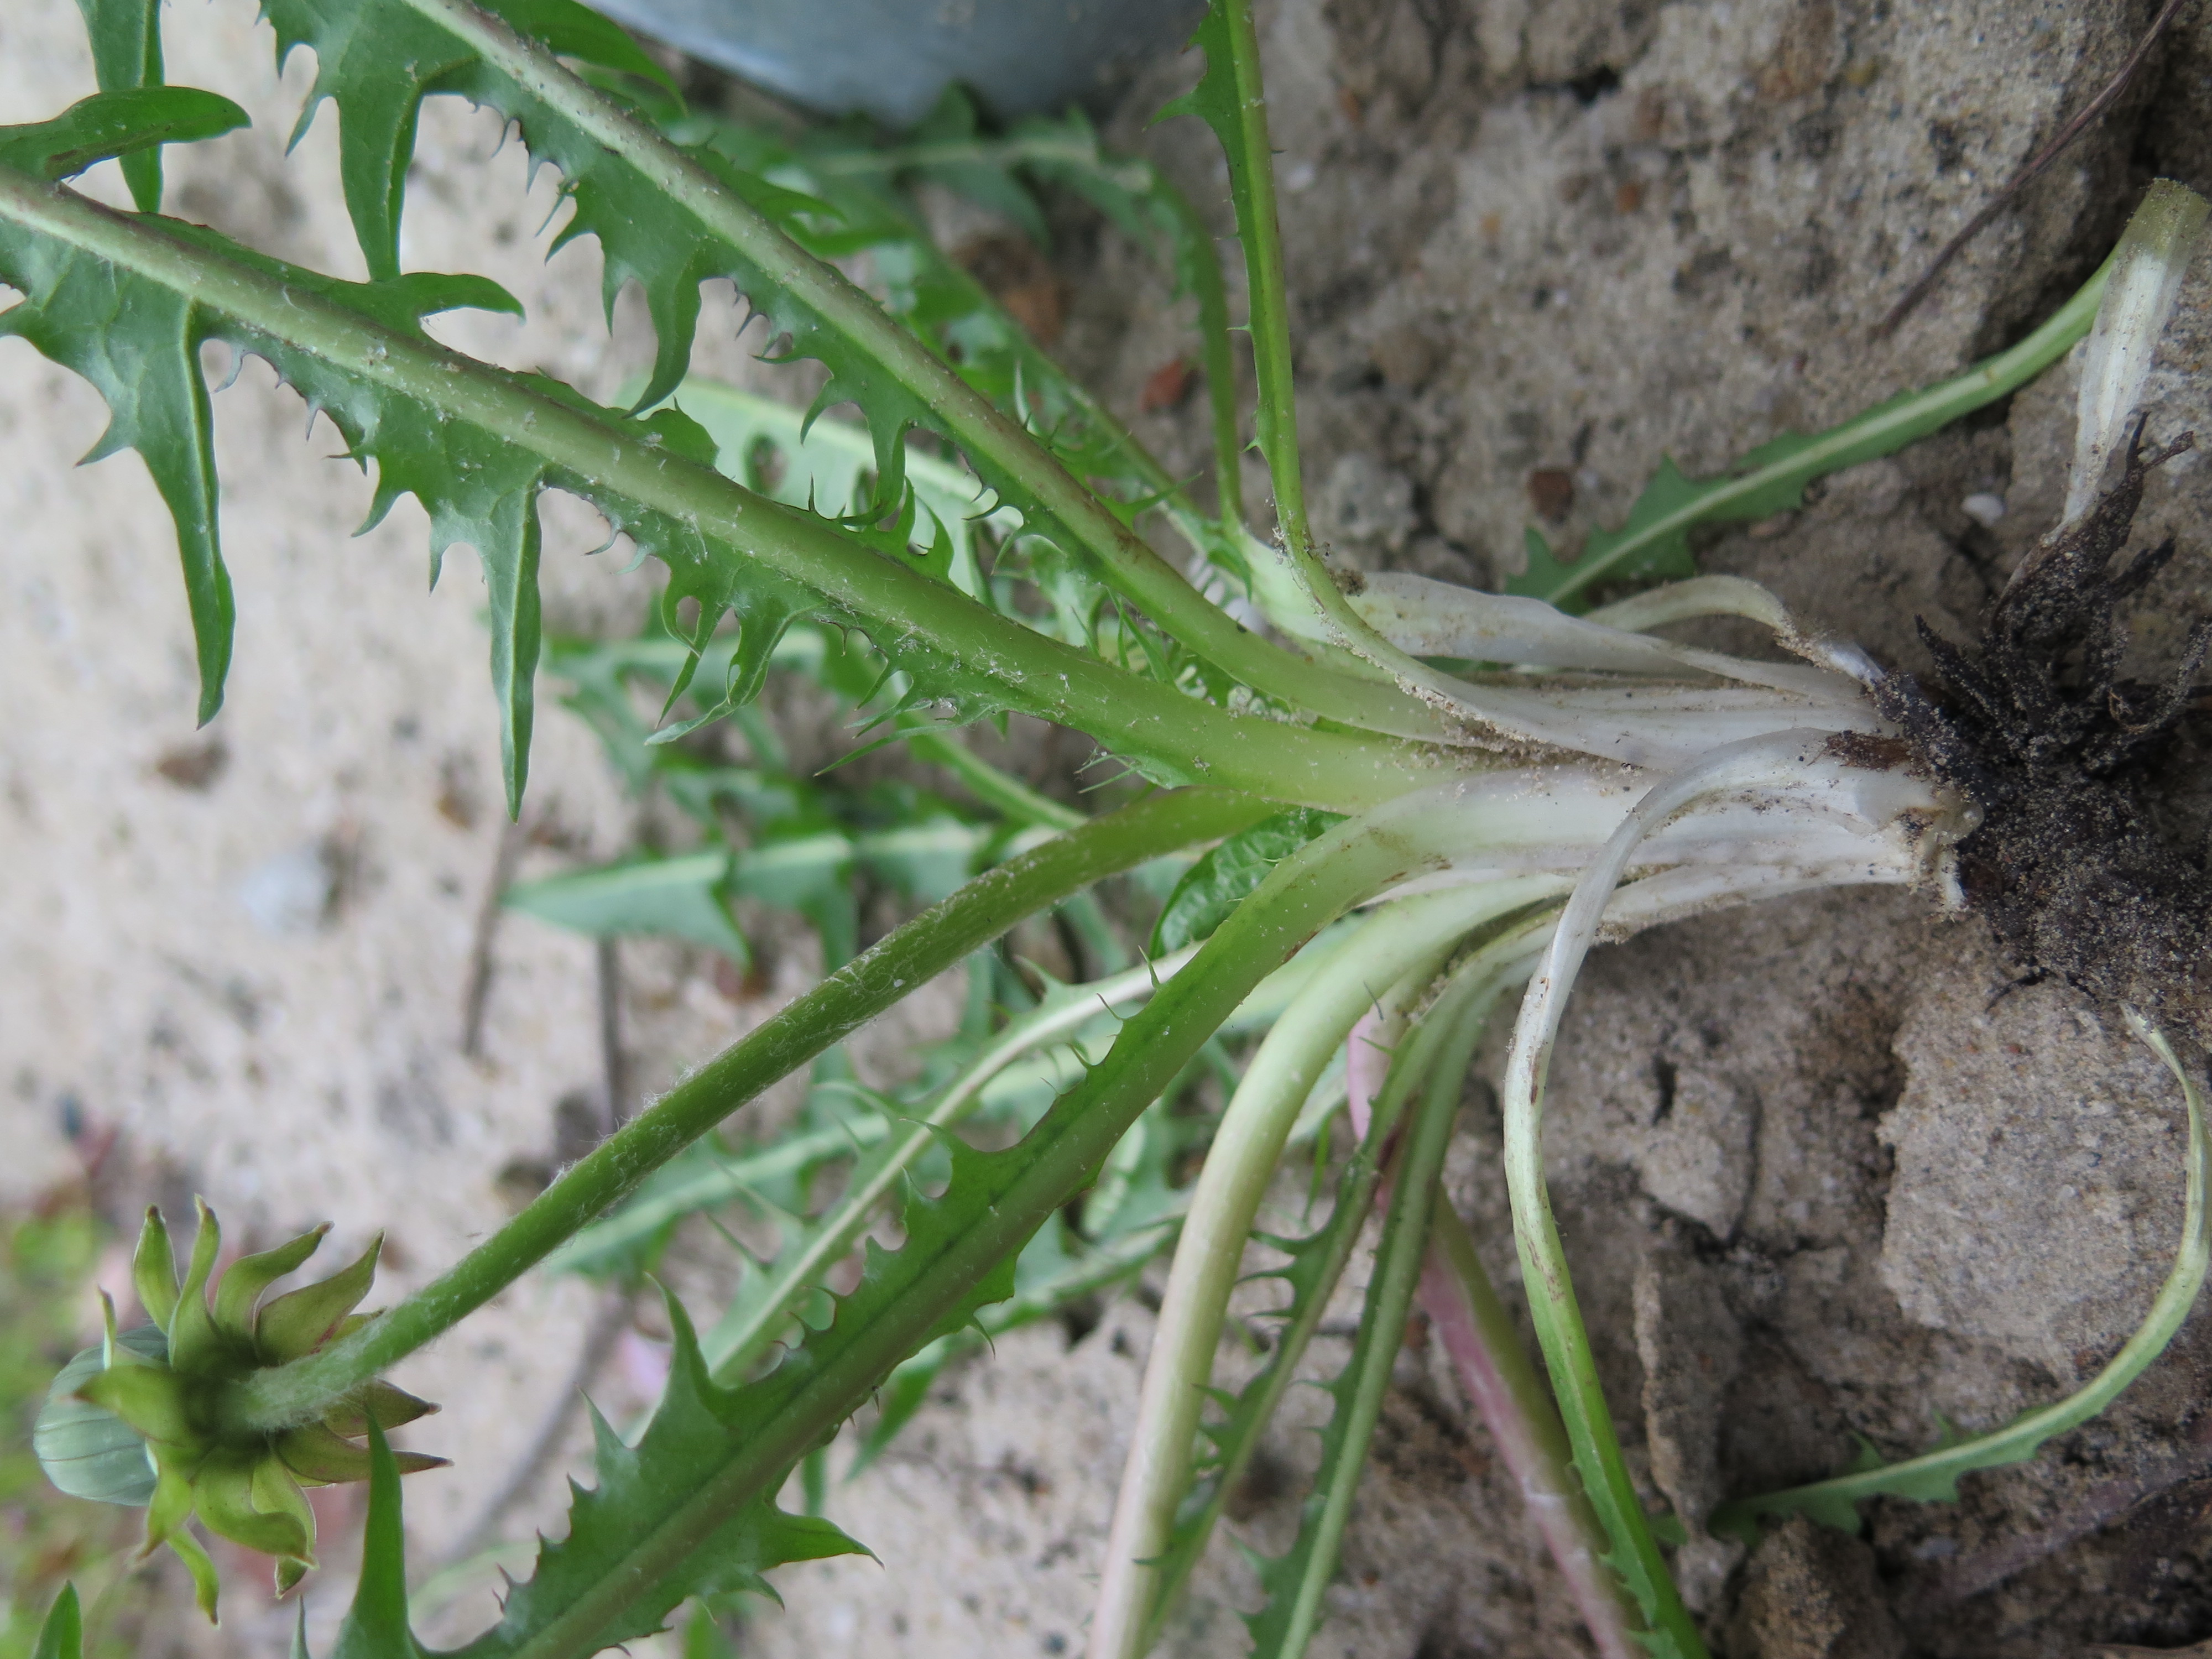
225,789 -> 1273,1436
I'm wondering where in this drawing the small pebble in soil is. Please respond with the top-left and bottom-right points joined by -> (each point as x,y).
1527,467 -> 1575,523
238,843 -> 336,936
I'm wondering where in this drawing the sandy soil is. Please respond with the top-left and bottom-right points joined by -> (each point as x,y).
5,1 -> 2212,1656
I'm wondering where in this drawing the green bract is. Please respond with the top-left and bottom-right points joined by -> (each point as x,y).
32,1202 -> 439,1615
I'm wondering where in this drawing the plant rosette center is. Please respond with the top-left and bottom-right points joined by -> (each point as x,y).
31,1199 -> 441,1613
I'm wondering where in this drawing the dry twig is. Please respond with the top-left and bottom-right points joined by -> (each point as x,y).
1878,0 -> 2189,336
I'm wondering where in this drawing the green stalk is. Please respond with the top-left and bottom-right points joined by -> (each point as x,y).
800,132 -> 1244,525
1045,184 -> 1246,538
1248,921 -> 1545,1658
855,1213 -> 1192,1478
1192,21 -> 2124,695
1710,1009 -> 2210,1540
491,787 -> 1510,1659
1173,0 -> 1512,696
902,728 -> 1083,831
697,941 -> 1207,1381
1090,880 -> 1566,1659
1163,181 -> 1247,530
545,620 -> 1083,830
1203,0 -> 1309,554
0,170 -> 1445,811
804,133 -> 1126,178
225,789 -> 1270,1436
1494,739 -> 1844,1659
1132,1047 -> 1395,1651
394,0 -> 1442,741
1539,254 -> 2115,608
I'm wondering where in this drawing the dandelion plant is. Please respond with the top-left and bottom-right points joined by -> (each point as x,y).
10,2 -> 2212,1656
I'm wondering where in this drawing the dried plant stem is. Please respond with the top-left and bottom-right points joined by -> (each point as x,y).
1877,0 -> 2189,335
460,813 -> 530,1058
595,938 -> 626,1131
431,1288 -> 636,1575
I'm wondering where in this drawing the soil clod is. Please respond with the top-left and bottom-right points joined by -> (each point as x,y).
1880,422 -> 2212,1042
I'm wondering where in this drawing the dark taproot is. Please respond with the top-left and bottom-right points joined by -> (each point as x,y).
1877,422 -> 2212,1042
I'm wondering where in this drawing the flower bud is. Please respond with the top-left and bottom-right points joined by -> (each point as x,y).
32,1201 -> 445,1619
